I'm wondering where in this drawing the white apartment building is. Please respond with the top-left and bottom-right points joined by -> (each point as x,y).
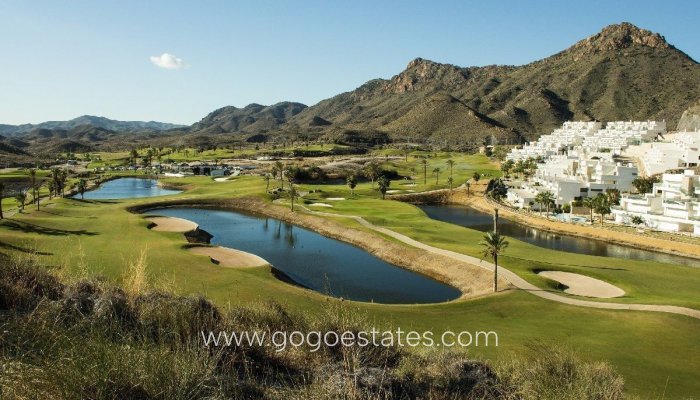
641,131 -> 700,176
506,155 -> 638,210
581,120 -> 666,154
506,121 -> 601,161
613,169 -> 700,235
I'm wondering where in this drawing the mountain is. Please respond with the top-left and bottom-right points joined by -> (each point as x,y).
0,115 -> 185,136
190,102 -> 307,133
284,22 -> 700,143
678,100 -> 700,131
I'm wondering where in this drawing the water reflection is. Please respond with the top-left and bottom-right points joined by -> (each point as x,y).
80,178 -> 181,199
145,208 -> 461,304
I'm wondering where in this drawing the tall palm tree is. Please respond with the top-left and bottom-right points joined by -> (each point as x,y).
432,167 -> 441,184
420,158 -> 428,185
363,162 -> 380,188
29,168 -> 39,211
377,176 -> 390,200
446,159 -> 455,183
0,182 -> 4,219
447,176 -> 454,190
480,231 -> 509,292
594,194 -> 611,225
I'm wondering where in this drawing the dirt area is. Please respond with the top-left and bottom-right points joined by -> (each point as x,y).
538,271 -> 625,298
188,246 -> 268,267
146,216 -> 198,232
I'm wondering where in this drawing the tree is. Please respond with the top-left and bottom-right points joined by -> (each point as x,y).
594,194 -> 611,225
130,148 -> 139,165
480,231 -> 509,292
363,162 -> 381,188
535,191 -> 555,217
432,167 -> 441,184
465,181 -> 471,195
264,174 -> 271,192
346,173 -> 357,197
500,159 -> 514,177
377,176 -> 390,200
447,176 -> 454,190
583,197 -> 596,223
631,176 -> 659,194
472,171 -> 481,183
605,189 -> 621,206
420,157 -> 428,185
274,161 -> 284,188
77,179 -> 87,199
0,182 -> 4,219
15,191 -> 27,213
287,174 -> 297,212
446,159 -> 455,182
29,168 -> 39,211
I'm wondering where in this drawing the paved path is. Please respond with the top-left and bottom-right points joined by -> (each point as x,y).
294,203 -> 700,320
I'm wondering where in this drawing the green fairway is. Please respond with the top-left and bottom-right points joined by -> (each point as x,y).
1,153 -> 699,397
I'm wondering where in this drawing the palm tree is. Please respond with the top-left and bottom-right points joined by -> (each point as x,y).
29,168 -> 39,211
77,179 -> 87,199
346,173 -> 357,197
15,191 -> 27,213
447,176 -> 454,190
287,175 -> 297,212
583,197 -> 596,223
432,167 -> 441,184
446,159 -> 455,183
465,180 -> 471,195
480,231 -> 509,292
377,176 -> 390,200
264,174 -> 271,192
420,158 -> 428,185
274,161 -> 284,188
594,194 -> 611,225
535,191 -> 555,217
0,182 -> 4,219
363,162 -> 380,188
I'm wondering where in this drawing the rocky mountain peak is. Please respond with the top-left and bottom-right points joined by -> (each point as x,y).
569,22 -> 671,55
383,57 -> 468,94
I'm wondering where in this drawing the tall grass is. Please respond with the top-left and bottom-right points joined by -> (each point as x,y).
0,255 -> 625,399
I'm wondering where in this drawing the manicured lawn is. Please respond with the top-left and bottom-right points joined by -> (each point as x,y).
1,154 -> 699,397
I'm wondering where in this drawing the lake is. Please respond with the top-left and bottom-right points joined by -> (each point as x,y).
419,204 -> 700,267
80,178 -> 182,199
145,207 -> 462,304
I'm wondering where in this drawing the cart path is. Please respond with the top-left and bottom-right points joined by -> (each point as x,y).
296,204 -> 700,320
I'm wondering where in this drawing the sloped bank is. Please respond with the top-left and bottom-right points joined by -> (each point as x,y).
128,197 -> 494,298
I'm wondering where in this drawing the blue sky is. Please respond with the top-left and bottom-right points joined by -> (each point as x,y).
1,0 -> 698,125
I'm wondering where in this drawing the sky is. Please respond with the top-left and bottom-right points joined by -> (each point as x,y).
1,0 -> 699,126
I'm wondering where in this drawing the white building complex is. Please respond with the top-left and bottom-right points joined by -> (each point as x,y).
613,170 -> 700,235
640,130 -> 700,176
506,155 -> 638,209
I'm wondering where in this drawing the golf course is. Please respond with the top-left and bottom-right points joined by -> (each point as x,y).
1,150 -> 699,398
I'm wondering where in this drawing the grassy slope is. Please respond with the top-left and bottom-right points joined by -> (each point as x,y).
0,156 -> 699,397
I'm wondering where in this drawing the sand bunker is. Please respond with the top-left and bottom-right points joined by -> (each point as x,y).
214,177 -> 231,182
147,216 -> 198,232
326,197 -> 346,201
386,190 -> 403,194
309,203 -> 333,207
400,183 -> 417,187
189,246 -> 268,267
538,271 -> 625,298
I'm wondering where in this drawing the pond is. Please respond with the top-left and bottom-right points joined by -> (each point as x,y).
145,207 -> 461,304
419,204 -> 700,267
80,178 -> 182,199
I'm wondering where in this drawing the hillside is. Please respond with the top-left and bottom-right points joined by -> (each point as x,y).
190,102 -> 307,134
678,100 -> 700,131
288,22 -> 700,142
0,115 -> 185,135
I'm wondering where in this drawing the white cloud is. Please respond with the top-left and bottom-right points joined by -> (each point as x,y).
149,53 -> 189,70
